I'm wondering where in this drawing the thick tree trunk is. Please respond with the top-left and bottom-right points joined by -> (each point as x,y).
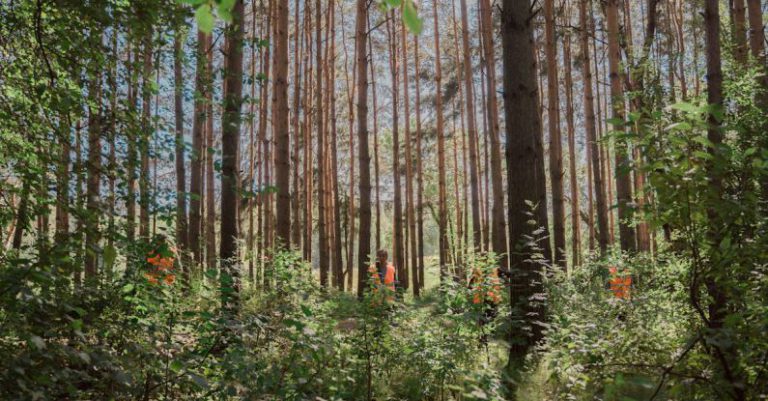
502,0 -> 551,380
220,0 -> 245,311
704,1 -> 746,398
355,0 -> 371,297
432,0 -> 449,282
606,0 -> 636,253
273,0 -> 290,247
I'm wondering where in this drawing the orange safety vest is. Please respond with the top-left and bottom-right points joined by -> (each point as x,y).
608,266 -> 632,299
369,263 -> 396,293
470,267 -> 502,305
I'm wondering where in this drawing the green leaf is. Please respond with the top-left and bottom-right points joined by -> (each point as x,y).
195,4 -> 215,34
121,283 -> 135,294
103,245 -> 117,271
384,0 -> 403,7
402,0 -> 423,34
170,360 -> 184,373
670,102 -> 700,114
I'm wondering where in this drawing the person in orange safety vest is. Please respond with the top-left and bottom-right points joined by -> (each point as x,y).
608,266 -> 632,299
368,249 -> 396,301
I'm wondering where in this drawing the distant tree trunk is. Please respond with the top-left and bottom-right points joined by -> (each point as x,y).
544,0 -> 567,269
84,47 -> 103,280
174,28 -> 189,285
302,2 -> 313,262
746,0 -> 768,200
564,32 -> 581,268
732,0 -> 748,65
354,0 -> 371,297
414,35 -> 425,290
369,14 -> 381,252
502,0 -> 551,380
273,0 -> 290,247
220,0 -> 245,311
432,0 -> 449,282
327,0 -> 345,290
386,13 -> 405,287
248,2 -> 258,281
479,0 -> 508,270
606,0 -> 636,253
205,51 -> 216,273
401,19 -> 417,295
139,29 -> 153,240
55,120 -> 70,257
459,0 -> 482,252
580,0 -> 609,254
189,31 -> 208,269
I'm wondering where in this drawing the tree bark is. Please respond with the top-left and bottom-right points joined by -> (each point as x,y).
220,0 -> 245,311
545,0 -> 567,268
432,0 -> 449,282
606,0 -> 636,253
355,0 -> 371,297
189,31 -> 208,269
502,0 -> 551,379
479,0 -> 508,270
459,0 -> 482,252
273,0 -> 290,247
173,28 -> 189,285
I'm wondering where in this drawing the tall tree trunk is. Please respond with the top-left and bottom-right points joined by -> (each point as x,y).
732,0 -> 749,65
189,31 -> 208,269
459,0 -> 482,252
291,0 -> 303,249
273,0 -> 290,247
703,1 -> 746,398
401,18 -> 417,295
205,50 -> 216,273
414,35 -> 425,290
139,29 -> 153,240
746,0 -> 768,200
432,0 -> 449,282
580,0 -> 610,254
606,0 -> 636,253
354,0 -> 371,297
174,28 -> 189,285
564,31 -> 581,268
545,0 -> 567,268
369,14 -> 381,252
387,13 -> 405,288
479,0 -> 508,269
220,0 -> 245,311
501,0 -> 551,381
84,46 -> 103,280
315,0 -> 329,287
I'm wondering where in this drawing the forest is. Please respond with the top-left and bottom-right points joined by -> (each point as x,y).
1,0 -> 767,399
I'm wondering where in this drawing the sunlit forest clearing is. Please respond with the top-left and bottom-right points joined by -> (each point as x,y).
2,0 -> 768,399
